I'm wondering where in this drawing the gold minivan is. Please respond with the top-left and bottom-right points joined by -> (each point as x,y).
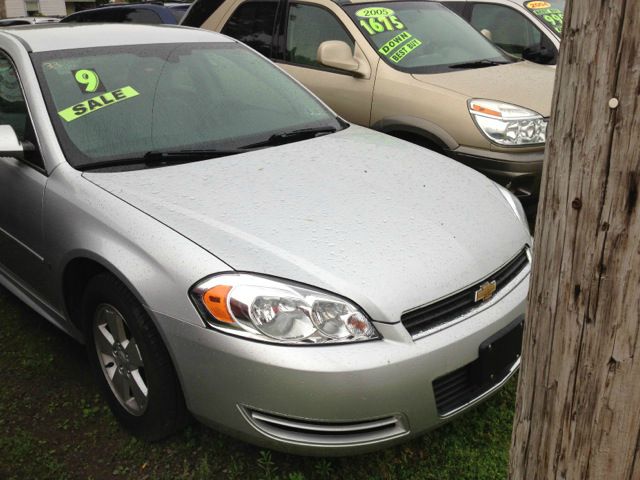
183,0 -> 554,205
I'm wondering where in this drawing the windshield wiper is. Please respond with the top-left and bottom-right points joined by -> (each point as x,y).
77,126 -> 340,171
78,148 -> 249,171
143,148 -> 249,162
449,59 -> 511,69
245,126 -> 338,148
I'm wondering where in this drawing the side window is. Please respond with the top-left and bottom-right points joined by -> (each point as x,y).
123,8 -> 164,24
285,4 -> 353,68
70,9 -> 125,23
169,6 -> 188,22
443,2 -> 467,16
469,3 -> 541,58
222,0 -> 279,57
72,12 -> 96,22
0,54 -> 42,168
93,9 -> 127,22
85,11 -> 104,22
0,56 -> 29,140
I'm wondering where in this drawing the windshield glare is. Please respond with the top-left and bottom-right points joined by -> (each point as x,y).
33,43 -> 342,169
523,1 -> 565,36
345,2 -> 512,73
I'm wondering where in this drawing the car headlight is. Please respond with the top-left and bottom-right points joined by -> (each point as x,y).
469,99 -> 547,146
190,274 -> 379,345
497,184 -> 528,228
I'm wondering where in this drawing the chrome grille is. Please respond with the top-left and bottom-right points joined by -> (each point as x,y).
402,248 -> 529,337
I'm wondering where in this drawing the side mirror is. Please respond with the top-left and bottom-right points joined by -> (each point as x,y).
522,44 -> 556,65
480,29 -> 493,41
522,36 -> 557,65
317,40 -> 362,75
0,125 -> 24,160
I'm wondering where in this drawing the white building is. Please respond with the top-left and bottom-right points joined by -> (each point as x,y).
1,0 -> 69,17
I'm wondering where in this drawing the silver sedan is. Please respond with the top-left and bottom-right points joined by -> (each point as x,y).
0,24 -> 530,455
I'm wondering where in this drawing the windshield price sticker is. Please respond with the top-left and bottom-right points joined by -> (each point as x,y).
73,69 -> 106,93
543,11 -> 563,32
58,86 -> 140,122
356,7 -> 395,17
525,1 -> 550,8
378,31 -> 413,56
389,37 -> 422,63
529,7 -> 563,32
359,14 -> 404,35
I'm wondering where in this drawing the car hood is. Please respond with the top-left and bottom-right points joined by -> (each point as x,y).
412,61 -> 554,117
84,126 -> 530,323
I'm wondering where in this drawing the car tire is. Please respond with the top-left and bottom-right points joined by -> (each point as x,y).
82,272 -> 188,440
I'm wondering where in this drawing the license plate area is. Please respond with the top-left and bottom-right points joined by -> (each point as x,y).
476,315 -> 524,386
432,315 -> 524,416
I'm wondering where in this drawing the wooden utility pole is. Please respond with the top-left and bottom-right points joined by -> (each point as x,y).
509,1 -> 640,478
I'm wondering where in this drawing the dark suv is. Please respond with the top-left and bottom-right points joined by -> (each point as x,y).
61,2 -> 191,24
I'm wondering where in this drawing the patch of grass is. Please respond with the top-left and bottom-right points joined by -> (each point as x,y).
0,430 -> 71,480
0,286 -> 516,479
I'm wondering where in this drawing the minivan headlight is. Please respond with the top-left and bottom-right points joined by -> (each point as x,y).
469,99 -> 547,146
190,274 -> 379,345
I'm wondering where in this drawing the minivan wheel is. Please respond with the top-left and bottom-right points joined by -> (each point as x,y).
82,273 -> 188,440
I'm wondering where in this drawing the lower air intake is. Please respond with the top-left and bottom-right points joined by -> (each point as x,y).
242,408 -> 408,446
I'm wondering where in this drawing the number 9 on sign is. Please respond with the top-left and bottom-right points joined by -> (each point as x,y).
75,69 -> 101,93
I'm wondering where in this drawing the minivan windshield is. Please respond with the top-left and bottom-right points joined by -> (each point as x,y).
523,1 -> 565,36
344,1 -> 513,74
33,43 -> 343,170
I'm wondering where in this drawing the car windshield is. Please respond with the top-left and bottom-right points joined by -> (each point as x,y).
32,42 -> 343,169
344,1 -> 513,74
523,1 -> 565,36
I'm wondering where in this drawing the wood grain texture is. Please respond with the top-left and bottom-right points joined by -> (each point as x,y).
509,0 -> 640,478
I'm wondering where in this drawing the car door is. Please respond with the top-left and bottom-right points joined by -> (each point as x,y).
277,0 -> 376,126
0,51 -> 48,295
219,0 -> 377,126
465,2 -> 558,64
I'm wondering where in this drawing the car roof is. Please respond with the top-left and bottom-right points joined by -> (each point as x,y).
332,0 -> 439,6
0,16 -> 59,23
439,0 -> 519,3
91,2 -> 172,10
0,23 -> 233,52
180,0 -> 436,24
32,17 -> 61,22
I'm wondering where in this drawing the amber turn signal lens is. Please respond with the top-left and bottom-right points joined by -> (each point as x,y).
202,285 -> 234,323
471,103 -> 501,117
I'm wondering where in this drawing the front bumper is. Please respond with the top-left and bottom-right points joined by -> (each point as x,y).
153,269 -> 528,456
447,145 -> 543,210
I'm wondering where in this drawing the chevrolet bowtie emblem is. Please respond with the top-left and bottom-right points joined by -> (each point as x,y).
475,281 -> 497,302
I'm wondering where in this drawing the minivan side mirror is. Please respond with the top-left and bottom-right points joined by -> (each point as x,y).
0,125 -> 24,160
522,44 -> 556,64
522,36 -> 558,65
317,41 -> 364,76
